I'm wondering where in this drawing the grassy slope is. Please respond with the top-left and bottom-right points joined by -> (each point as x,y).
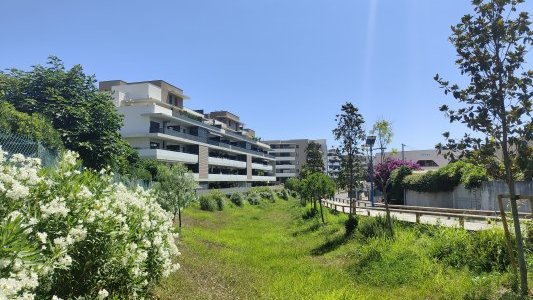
155,199 -> 525,300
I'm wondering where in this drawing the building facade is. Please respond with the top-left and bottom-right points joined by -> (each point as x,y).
327,149 -> 341,178
264,139 -> 327,182
100,80 -> 276,189
374,149 -> 450,170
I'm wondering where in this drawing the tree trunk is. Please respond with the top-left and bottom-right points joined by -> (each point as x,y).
319,196 -> 325,224
349,156 -> 354,216
178,208 -> 182,228
502,140 -> 528,295
384,194 -> 394,237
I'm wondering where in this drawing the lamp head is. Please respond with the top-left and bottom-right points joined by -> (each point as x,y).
365,135 -> 376,147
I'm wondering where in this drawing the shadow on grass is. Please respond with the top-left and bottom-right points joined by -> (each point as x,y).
292,222 -> 322,237
311,234 -> 351,256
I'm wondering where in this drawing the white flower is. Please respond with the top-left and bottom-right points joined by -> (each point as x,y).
37,232 -> 48,244
41,197 -> 69,219
57,255 -> 72,268
97,289 -> 109,299
68,225 -> 87,242
5,181 -> 30,200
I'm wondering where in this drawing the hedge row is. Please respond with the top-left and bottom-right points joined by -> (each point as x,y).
403,161 -> 488,193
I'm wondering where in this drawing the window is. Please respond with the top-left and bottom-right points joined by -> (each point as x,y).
416,160 -> 439,167
150,121 -> 161,133
150,142 -> 160,149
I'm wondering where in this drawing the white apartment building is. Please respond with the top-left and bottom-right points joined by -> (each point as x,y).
99,80 -> 276,189
327,149 -> 341,178
264,139 -> 327,182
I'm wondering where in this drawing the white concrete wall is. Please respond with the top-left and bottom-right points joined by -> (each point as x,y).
118,105 -> 171,136
127,138 -> 150,149
112,83 -> 161,101
406,181 -> 533,212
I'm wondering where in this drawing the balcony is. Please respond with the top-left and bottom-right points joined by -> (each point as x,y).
269,148 -> 296,153
275,164 -> 296,169
275,156 -> 296,161
208,157 -> 247,169
138,148 -> 198,164
251,163 -> 273,171
251,176 -> 276,181
207,174 -> 248,181
149,126 -> 275,159
113,83 -> 162,102
276,173 -> 297,177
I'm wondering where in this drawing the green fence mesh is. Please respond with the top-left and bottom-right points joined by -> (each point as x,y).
0,132 -> 59,167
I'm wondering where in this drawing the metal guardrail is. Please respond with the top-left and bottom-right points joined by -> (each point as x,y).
322,198 -> 531,231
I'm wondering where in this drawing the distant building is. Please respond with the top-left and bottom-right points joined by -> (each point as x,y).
327,149 -> 341,178
374,149 -> 450,170
99,80 -> 276,189
263,139 -> 327,182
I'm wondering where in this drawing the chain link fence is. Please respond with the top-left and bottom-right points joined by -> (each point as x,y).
0,132 -> 59,167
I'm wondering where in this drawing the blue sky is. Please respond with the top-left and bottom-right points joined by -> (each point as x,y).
1,0 -> 532,151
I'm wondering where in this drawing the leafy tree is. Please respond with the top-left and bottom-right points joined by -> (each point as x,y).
0,56 -> 138,173
154,163 -> 198,227
332,102 -> 366,216
0,101 -> 63,151
285,177 -> 301,193
370,119 -> 393,163
374,158 -> 420,235
434,0 -> 532,293
305,172 -> 336,224
304,141 -> 325,173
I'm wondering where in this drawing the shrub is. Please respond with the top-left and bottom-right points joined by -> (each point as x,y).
230,192 -> 244,207
429,228 -> 510,273
388,166 -> 413,204
0,150 -> 180,299
247,193 -> 261,205
302,208 -> 318,220
199,195 -> 216,211
277,189 -> 289,200
403,160 -> 488,193
358,216 -> 392,239
209,191 -> 225,211
259,191 -> 275,202
345,215 -> 359,236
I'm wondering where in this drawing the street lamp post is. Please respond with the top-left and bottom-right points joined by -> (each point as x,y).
366,136 -> 376,207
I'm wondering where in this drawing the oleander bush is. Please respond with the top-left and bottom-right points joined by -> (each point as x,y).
0,150 -> 180,300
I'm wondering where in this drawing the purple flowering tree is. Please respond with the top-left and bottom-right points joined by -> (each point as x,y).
373,158 -> 420,235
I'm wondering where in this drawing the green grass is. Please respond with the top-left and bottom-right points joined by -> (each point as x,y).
155,198 -> 530,300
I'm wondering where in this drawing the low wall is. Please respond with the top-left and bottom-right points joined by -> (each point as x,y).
406,181 -> 533,213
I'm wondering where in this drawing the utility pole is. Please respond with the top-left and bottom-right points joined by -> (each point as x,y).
402,143 -> 406,205
369,146 -> 374,207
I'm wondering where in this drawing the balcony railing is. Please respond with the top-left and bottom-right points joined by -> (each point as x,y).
149,127 -> 274,159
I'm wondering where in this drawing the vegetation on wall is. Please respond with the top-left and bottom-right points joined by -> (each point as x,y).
0,101 -> 63,151
403,160 -> 488,193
